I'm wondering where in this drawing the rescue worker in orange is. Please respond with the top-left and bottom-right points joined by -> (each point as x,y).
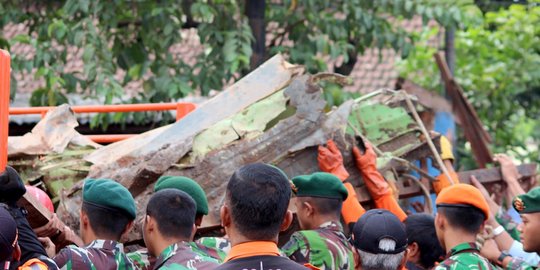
318,138 -> 458,225
317,139 -> 407,224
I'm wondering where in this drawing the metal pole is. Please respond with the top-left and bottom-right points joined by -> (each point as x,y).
400,90 -> 454,185
0,50 -> 11,173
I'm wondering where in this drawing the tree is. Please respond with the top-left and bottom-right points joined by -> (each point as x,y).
397,3 -> 540,168
0,0 -> 467,128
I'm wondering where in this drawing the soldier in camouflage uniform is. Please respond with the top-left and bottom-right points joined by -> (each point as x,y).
434,184 -> 497,270
142,189 -> 218,270
53,179 -> 137,270
193,237 -> 229,261
128,176 -> 229,269
505,187 -> 540,269
282,172 -> 355,270
479,187 -> 540,270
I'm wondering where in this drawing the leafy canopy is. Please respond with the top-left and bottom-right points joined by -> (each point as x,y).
397,2 -> 540,167
1,0 -> 466,127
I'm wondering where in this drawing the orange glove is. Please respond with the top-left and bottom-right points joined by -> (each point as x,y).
352,143 -> 389,198
318,139 -> 350,181
341,182 -> 366,224
352,143 -> 407,222
433,171 -> 459,195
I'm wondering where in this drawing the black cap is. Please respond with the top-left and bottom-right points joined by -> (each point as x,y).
0,206 -> 17,264
0,166 -> 26,204
352,209 -> 407,254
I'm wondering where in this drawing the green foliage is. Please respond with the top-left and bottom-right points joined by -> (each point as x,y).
1,0 -> 467,128
397,3 -> 540,167
267,0 -> 469,73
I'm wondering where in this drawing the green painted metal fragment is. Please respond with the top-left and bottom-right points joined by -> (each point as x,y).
186,90 -> 289,163
347,102 -> 416,146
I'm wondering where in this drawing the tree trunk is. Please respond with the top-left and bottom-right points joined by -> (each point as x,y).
245,0 -> 266,70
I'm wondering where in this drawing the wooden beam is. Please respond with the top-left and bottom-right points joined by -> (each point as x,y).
352,163 -> 537,203
434,53 -> 493,167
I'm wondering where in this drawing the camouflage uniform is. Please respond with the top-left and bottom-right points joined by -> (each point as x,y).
53,239 -> 136,270
127,248 -> 154,270
505,257 -> 539,270
282,221 -> 355,270
193,237 -> 231,262
435,242 -> 497,270
153,241 -> 219,270
496,209 -> 520,241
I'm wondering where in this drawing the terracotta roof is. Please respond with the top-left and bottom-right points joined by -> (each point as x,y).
3,17 -> 442,103
345,18 -> 443,93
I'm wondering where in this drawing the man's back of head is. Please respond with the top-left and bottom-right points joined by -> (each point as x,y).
404,214 -> 445,269
352,209 -> 408,270
223,163 -> 292,241
434,184 -> 489,252
80,179 -> 137,242
143,189 -> 197,257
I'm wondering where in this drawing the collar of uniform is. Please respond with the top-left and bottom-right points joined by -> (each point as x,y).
318,221 -> 342,231
224,241 -> 280,262
87,239 -> 123,251
155,241 -> 190,268
446,242 -> 480,258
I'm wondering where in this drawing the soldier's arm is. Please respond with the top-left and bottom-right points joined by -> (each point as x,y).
52,247 -> 72,269
281,232 -> 309,264
500,253 -> 538,270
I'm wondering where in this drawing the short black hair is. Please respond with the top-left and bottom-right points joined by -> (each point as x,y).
82,203 -> 132,240
404,214 -> 445,268
300,197 -> 342,217
438,206 -> 485,234
147,189 -> 196,239
226,163 -> 291,240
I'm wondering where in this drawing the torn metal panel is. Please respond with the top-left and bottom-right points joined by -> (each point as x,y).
289,100 -> 354,153
347,102 -> 417,148
8,105 -> 100,156
85,54 -> 300,192
186,90 -> 289,163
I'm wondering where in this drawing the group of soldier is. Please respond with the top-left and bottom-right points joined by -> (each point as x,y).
0,137 -> 539,270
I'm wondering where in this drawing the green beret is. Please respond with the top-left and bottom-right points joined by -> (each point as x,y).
83,179 -> 136,219
292,172 -> 348,201
513,187 -> 540,214
154,176 -> 209,215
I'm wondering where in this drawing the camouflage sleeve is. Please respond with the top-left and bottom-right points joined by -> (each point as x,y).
159,263 -> 191,270
281,232 -> 309,264
496,209 -> 520,241
506,257 -> 537,270
52,247 -> 71,269
126,250 -> 152,270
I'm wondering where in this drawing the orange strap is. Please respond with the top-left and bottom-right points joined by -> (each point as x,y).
341,182 -> 366,224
